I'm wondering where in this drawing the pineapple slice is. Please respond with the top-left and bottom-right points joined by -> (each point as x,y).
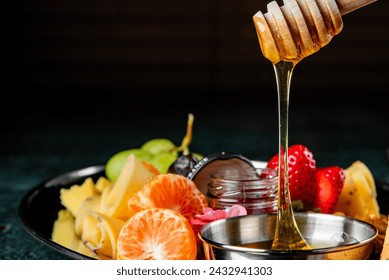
334,161 -> 380,220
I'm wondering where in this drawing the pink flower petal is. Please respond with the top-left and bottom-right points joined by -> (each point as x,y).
190,218 -> 207,226
189,205 -> 248,239
194,205 -> 248,221
194,209 -> 227,222
226,205 -> 247,217
203,207 -> 215,214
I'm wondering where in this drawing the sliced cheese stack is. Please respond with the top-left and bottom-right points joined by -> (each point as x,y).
52,154 -> 157,259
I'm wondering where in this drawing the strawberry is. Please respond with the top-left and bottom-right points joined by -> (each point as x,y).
267,144 -> 317,210
313,166 -> 345,214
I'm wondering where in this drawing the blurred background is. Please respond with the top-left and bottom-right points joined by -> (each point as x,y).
3,0 -> 388,168
7,1 -> 388,101
4,0 -> 389,175
1,0 -> 388,259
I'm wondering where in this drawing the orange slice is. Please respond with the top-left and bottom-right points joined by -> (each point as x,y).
128,173 -> 208,220
116,208 -> 197,260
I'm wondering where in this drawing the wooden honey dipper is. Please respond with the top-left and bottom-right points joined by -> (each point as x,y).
253,0 -> 377,64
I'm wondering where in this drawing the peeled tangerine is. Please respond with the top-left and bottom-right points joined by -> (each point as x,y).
334,161 -> 380,220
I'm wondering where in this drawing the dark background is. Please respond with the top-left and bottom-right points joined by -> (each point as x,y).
1,0 -> 388,259
4,0 -> 388,155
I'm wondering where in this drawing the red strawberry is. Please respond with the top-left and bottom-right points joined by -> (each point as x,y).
313,166 -> 345,214
267,144 -> 317,210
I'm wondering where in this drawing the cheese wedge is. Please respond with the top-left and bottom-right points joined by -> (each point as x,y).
60,177 -> 97,217
74,194 -> 101,238
335,161 -> 380,220
83,211 -> 125,259
51,209 -> 76,248
100,154 -> 156,220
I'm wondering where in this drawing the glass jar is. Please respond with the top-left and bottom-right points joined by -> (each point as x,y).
207,167 -> 278,214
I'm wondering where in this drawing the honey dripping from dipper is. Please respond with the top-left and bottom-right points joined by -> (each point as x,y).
252,0 -> 377,251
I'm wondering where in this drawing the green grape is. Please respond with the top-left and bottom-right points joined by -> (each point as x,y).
140,138 -> 176,156
149,152 -> 178,174
105,148 -> 152,182
140,138 -> 178,173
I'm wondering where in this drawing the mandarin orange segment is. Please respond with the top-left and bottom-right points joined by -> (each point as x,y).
116,208 -> 197,260
127,173 -> 208,220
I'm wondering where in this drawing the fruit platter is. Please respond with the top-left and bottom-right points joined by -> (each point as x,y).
18,0 -> 388,261
18,114 -> 389,260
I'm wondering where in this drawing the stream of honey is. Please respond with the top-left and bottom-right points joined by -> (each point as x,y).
270,60 -> 311,250
252,0 -> 345,251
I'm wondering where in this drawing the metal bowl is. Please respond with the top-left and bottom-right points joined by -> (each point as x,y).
199,212 -> 378,260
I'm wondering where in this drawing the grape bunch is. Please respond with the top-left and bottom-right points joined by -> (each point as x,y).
168,152 -> 201,177
105,138 -> 178,182
105,114 -> 202,182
